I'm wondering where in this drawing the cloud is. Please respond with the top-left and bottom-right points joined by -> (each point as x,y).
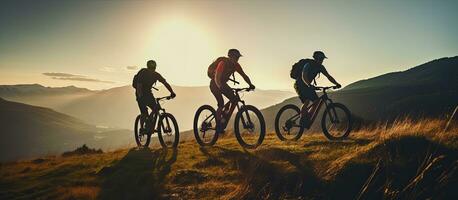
126,66 -> 138,70
43,72 -> 114,83
99,67 -> 116,72
42,72 -> 78,77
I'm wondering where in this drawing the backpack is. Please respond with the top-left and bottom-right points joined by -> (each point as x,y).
132,68 -> 146,88
290,59 -> 310,80
207,57 -> 227,79
132,74 -> 138,89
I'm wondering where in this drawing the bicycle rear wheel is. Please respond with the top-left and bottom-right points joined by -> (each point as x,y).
321,103 -> 352,140
158,113 -> 179,148
134,115 -> 151,147
275,104 -> 304,141
234,105 -> 265,149
193,105 -> 218,146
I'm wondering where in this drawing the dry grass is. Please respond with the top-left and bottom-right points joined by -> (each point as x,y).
0,118 -> 456,199
57,186 -> 100,200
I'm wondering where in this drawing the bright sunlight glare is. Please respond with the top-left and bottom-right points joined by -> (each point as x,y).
144,16 -> 221,86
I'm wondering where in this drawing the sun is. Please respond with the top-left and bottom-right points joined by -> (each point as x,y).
144,16 -> 221,86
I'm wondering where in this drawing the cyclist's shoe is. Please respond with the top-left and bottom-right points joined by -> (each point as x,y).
300,114 -> 312,129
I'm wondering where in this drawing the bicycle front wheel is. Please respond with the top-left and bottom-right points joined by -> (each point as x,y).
134,115 -> 151,147
157,113 -> 180,148
321,103 -> 352,140
234,105 -> 266,149
275,104 -> 304,141
193,105 -> 218,146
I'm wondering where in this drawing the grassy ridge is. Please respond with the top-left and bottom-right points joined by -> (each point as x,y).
0,119 -> 457,199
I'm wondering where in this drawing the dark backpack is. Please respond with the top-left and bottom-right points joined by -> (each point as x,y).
290,59 -> 310,80
207,57 -> 227,79
132,68 -> 146,88
132,74 -> 138,89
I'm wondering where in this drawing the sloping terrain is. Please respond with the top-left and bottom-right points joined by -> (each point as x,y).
345,56 -> 457,90
262,56 -> 458,125
0,98 -> 132,162
1,119 -> 456,199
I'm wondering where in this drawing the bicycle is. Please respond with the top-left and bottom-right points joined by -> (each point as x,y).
193,79 -> 266,149
134,90 -> 179,148
275,86 -> 352,141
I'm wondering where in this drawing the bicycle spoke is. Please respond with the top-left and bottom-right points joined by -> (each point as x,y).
276,105 -> 302,141
236,106 -> 265,148
323,105 -> 350,138
194,107 -> 217,145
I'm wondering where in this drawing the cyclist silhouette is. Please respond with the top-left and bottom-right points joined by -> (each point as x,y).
294,51 -> 341,127
133,60 -> 176,131
207,49 -> 255,133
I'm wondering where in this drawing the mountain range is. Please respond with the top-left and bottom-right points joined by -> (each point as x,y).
0,98 -> 132,162
0,84 -> 295,130
261,56 -> 458,130
0,56 -> 456,161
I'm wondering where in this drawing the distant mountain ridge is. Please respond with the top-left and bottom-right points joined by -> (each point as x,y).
261,56 -> 458,129
0,84 -> 93,96
344,56 -> 457,90
0,98 -> 131,161
0,84 -> 295,130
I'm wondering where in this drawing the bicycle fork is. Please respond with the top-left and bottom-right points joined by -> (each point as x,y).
160,115 -> 172,133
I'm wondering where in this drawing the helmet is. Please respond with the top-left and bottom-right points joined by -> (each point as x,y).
147,60 -> 157,70
313,51 -> 327,60
228,49 -> 242,58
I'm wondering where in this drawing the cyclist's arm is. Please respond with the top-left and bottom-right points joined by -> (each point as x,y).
159,79 -> 175,95
321,67 -> 340,86
235,64 -> 253,86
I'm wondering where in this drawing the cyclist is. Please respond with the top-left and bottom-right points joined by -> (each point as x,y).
133,60 -> 176,131
294,51 -> 341,128
207,49 -> 255,133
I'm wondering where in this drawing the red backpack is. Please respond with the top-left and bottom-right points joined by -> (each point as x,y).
207,57 -> 227,79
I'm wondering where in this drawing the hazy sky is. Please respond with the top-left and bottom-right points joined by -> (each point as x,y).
1,0 -> 457,90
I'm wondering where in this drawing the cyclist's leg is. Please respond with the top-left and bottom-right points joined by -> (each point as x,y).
210,79 -> 224,108
220,83 -> 238,116
143,94 -> 157,130
308,96 -> 320,117
146,96 -> 158,114
136,96 -> 150,133
219,83 -> 238,131
301,87 -> 319,127
295,81 -> 309,118
137,97 -> 149,123
210,80 -> 224,132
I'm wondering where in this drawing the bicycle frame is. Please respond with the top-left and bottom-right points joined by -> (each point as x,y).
147,97 -> 172,134
201,88 -> 253,130
287,88 -> 336,127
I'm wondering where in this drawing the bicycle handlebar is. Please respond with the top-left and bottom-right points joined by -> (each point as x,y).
314,86 -> 340,91
233,87 -> 254,92
156,96 -> 174,101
